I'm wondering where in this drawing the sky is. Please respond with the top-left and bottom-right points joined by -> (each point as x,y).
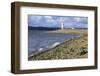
28,15 -> 88,28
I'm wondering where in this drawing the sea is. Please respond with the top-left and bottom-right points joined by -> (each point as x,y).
28,29 -> 80,56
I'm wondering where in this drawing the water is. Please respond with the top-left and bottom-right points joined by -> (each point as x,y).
28,30 -> 80,56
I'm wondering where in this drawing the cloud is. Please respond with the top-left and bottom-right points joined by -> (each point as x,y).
44,16 -> 52,19
28,15 -> 42,23
73,17 -> 88,23
44,16 -> 58,26
44,16 -> 55,22
73,17 -> 81,22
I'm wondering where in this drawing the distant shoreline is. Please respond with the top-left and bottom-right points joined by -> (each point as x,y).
28,26 -> 88,31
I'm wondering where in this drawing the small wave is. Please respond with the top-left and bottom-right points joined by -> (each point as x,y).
51,42 -> 61,48
38,48 -> 44,52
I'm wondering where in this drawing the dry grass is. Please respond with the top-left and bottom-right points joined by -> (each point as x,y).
49,29 -> 87,36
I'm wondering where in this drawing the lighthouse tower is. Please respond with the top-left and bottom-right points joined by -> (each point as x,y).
61,22 -> 64,30
59,17 -> 64,30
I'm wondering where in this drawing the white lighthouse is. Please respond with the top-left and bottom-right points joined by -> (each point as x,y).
59,17 -> 64,30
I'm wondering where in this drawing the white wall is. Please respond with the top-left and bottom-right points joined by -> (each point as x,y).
0,0 -> 100,76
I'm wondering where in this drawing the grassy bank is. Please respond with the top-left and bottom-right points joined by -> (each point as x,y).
49,29 -> 87,36
30,29 -> 88,60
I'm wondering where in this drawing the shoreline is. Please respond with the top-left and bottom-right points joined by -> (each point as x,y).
28,35 -> 80,60
28,29 -> 88,60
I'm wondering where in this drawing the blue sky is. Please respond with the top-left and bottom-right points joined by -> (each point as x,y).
28,15 -> 88,28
